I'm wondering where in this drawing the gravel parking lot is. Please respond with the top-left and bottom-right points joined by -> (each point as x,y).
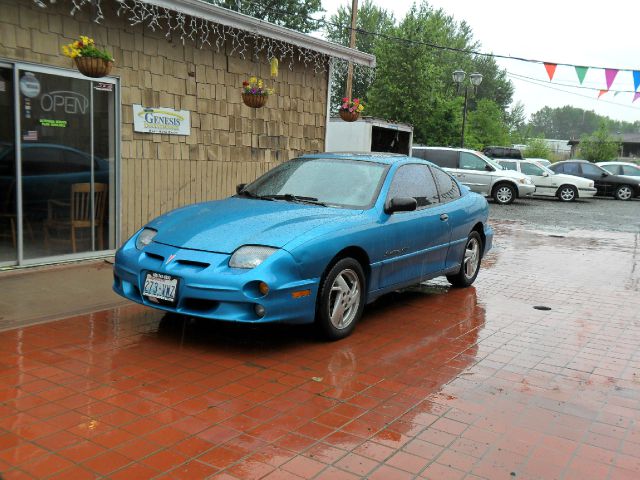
489,195 -> 640,233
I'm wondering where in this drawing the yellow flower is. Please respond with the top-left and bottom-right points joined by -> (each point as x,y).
80,35 -> 89,45
257,80 -> 263,88
73,40 -> 80,48
249,76 -> 257,84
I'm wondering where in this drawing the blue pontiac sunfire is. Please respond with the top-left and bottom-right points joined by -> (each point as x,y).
113,153 -> 493,340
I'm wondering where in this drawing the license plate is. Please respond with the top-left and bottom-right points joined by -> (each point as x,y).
143,272 -> 178,303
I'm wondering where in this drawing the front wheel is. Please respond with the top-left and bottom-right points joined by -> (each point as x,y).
447,232 -> 483,288
615,185 -> 633,201
492,183 -> 516,205
557,185 -> 577,202
316,258 -> 365,340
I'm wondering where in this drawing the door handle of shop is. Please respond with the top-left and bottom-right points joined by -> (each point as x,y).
440,214 -> 449,221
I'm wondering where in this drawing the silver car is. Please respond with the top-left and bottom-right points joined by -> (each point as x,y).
412,146 -> 536,205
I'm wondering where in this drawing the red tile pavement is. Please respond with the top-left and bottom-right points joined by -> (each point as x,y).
0,222 -> 639,479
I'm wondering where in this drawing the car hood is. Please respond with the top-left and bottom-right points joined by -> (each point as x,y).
149,197 -> 361,253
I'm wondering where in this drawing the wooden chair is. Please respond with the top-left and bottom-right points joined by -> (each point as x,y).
44,183 -> 108,253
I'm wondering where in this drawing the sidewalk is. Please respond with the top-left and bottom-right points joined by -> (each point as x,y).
0,258 -> 128,331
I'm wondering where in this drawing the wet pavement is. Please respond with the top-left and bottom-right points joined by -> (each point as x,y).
1,220 -> 639,479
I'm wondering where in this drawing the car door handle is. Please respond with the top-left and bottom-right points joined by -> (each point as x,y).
440,214 -> 449,221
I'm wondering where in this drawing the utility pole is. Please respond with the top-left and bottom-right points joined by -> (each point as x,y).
345,0 -> 358,100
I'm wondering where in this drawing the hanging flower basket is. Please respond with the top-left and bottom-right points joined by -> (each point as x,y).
339,110 -> 360,122
74,56 -> 114,78
242,93 -> 268,109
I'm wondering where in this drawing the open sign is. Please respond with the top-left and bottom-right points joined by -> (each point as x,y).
40,90 -> 89,115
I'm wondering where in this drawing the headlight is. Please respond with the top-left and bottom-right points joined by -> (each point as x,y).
229,246 -> 277,269
518,178 -> 532,185
135,228 -> 157,250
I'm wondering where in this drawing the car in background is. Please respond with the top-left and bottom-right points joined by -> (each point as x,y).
596,161 -> 640,181
497,159 -> 596,202
412,146 -> 535,205
527,158 -> 552,167
482,146 -> 523,160
113,153 -> 493,340
549,160 -> 640,200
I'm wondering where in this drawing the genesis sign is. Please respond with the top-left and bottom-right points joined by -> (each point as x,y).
133,105 -> 190,135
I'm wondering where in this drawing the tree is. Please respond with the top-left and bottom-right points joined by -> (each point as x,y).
210,0 -> 323,33
523,137 -> 551,159
527,105 -> 638,139
578,122 -> 622,162
464,99 -> 510,150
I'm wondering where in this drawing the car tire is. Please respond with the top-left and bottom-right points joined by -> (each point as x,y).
614,185 -> 633,201
447,231 -> 483,288
316,258 -> 366,341
492,183 -> 516,205
557,185 -> 577,202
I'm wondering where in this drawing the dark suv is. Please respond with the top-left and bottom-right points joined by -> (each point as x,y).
549,160 -> 640,200
482,146 -> 523,160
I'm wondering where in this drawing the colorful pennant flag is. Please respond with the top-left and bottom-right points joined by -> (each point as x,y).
598,89 -> 608,99
605,69 -> 619,90
574,66 -> 588,84
634,71 -> 640,91
634,92 -> 640,103
544,63 -> 557,81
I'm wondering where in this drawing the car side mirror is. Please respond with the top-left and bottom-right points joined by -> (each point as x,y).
601,172 -> 608,177
542,172 -> 549,177
485,164 -> 494,172
385,197 -> 417,214
236,183 -> 246,194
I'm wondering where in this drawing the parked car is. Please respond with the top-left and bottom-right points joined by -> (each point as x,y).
496,159 -> 596,202
527,158 -> 552,167
113,153 -> 493,340
482,146 -> 524,160
549,160 -> 640,200
411,146 -> 535,205
596,161 -> 640,181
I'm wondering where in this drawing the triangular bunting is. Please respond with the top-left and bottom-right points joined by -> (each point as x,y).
605,69 -> 619,89
575,66 -> 588,84
634,71 -> 640,91
634,92 -> 640,103
598,89 -> 608,99
544,63 -> 557,81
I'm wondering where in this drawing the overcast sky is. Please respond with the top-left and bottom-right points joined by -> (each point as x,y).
320,0 -> 640,124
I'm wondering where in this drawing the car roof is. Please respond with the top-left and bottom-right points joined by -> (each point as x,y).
553,159 -> 589,164
411,146 -> 480,155
300,152 -> 425,166
596,161 -> 639,166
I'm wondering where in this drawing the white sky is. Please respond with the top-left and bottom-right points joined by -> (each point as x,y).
320,0 -> 640,124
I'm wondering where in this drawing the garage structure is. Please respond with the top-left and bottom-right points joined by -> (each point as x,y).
0,0 -> 374,268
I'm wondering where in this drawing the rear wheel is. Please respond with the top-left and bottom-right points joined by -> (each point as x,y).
316,258 -> 365,340
557,185 -> 577,202
615,185 -> 633,201
492,183 -> 516,205
447,232 -> 483,288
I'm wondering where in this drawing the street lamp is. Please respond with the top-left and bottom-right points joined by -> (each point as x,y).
452,70 -> 483,148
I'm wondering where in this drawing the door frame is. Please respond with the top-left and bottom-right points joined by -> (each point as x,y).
0,58 -> 121,268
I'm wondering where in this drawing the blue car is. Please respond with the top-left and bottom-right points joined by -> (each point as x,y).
113,153 -> 493,339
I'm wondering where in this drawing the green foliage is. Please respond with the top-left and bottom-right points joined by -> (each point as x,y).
464,99 -> 510,150
80,46 -> 113,62
208,0 -> 323,32
578,122 -> 622,162
522,138 -> 551,159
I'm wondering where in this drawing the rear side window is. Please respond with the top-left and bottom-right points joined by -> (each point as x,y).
563,163 -> 580,175
581,163 -> 603,176
459,152 -> 487,171
413,149 -> 458,168
430,167 -> 460,202
500,161 -> 518,171
521,162 -> 545,176
387,164 -> 440,208
622,165 -> 640,176
600,164 -> 619,175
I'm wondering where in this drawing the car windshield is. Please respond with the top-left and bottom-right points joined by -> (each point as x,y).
477,153 -> 504,170
242,157 -> 389,209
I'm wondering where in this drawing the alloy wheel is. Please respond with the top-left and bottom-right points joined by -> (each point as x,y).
463,238 -> 480,279
328,269 -> 361,330
559,187 -> 576,201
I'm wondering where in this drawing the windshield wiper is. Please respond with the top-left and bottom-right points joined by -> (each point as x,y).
236,189 -> 274,201
262,194 -> 327,206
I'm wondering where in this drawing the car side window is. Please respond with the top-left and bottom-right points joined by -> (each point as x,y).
459,152 -> 487,171
601,164 -> 619,175
581,163 -> 603,176
413,149 -> 458,168
430,166 -> 460,202
622,165 -> 640,176
387,164 -> 439,208
520,163 -> 544,176
563,163 -> 580,175
500,161 -> 518,171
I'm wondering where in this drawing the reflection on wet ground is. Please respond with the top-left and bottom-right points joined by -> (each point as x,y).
0,221 -> 639,479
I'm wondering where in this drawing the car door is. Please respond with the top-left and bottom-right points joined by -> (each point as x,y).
580,163 -> 611,195
378,164 -> 451,289
456,152 -> 492,195
520,161 -> 552,195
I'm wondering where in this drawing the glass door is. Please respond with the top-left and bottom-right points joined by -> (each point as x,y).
0,65 -> 16,264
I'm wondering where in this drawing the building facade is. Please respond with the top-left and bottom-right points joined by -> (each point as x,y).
0,0 -> 374,268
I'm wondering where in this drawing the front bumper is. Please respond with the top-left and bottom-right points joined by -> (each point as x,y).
578,187 -> 597,198
113,241 -> 319,324
517,184 -> 536,197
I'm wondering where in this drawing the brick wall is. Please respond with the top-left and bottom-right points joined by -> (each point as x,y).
1,0 -> 329,240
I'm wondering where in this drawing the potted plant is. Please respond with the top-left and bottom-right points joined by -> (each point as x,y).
339,97 -> 365,122
62,35 -> 114,78
241,77 -> 273,108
